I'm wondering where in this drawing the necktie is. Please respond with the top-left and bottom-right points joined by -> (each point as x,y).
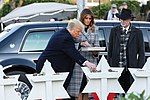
112,14 -> 115,18
124,29 -> 127,34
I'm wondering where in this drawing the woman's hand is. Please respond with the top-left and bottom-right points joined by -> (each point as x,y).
80,41 -> 91,47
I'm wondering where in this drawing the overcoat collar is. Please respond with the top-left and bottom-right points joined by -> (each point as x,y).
116,25 -> 136,46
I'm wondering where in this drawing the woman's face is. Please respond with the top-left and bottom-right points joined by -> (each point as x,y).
83,14 -> 92,26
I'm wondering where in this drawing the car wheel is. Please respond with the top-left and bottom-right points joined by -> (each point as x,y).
3,65 -> 36,76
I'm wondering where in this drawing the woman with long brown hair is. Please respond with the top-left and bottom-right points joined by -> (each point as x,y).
67,8 -> 99,100
79,8 -> 99,65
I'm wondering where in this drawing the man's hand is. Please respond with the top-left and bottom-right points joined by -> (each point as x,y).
84,61 -> 96,72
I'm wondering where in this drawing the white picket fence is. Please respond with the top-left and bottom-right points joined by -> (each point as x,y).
0,60 -> 69,100
0,56 -> 150,100
82,56 -> 150,100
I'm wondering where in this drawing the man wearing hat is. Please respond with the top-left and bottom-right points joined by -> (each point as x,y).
108,8 -> 145,69
107,8 -> 145,99
104,4 -> 119,20
119,2 -> 135,21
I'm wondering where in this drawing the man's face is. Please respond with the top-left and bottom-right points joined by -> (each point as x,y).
120,19 -> 131,28
122,4 -> 128,9
111,7 -> 117,13
71,27 -> 82,39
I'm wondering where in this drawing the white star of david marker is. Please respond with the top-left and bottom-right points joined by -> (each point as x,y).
127,57 -> 150,97
82,56 -> 150,100
28,60 -> 70,100
82,55 -> 124,100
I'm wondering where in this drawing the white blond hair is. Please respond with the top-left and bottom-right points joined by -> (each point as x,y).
67,19 -> 84,32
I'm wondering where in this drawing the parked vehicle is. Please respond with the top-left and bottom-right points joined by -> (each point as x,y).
0,20 -> 149,75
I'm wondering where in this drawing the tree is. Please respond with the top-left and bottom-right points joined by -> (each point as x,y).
92,0 -> 141,20
92,3 -> 110,19
0,3 -> 12,17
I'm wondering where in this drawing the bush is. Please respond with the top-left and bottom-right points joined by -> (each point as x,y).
0,3 -> 12,17
92,3 -> 110,19
91,0 -> 141,20
121,90 -> 150,100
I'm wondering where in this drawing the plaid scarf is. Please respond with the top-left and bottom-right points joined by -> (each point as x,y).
119,29 -> 130,67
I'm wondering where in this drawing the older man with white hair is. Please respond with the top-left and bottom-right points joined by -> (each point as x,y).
36,19 -> 96,100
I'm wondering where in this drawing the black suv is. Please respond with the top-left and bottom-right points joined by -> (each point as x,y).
0,20 -> 149,75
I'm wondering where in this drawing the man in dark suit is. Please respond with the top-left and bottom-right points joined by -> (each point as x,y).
107,8 -> 145,99
36,19 -> 96,100
108,8 -> 145,68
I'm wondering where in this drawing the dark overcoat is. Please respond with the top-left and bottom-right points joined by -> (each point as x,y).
36,28 -> 87,89
108,25 -> 145,68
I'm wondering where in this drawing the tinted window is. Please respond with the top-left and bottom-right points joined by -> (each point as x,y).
140,28 -> 150,52
97,29 -> 106,47
21,30 -> 54,52
103,27 -> 113,43
146,29 -> 150,52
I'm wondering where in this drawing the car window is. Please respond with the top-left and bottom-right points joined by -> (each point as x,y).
97,28 -> 106,47
146,29 -> 150,52
140,28 -> 150,52
21,30 -> 54,52
103,27 -> 113,46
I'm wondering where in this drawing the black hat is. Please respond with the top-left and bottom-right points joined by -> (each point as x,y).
116,9 -> 132,20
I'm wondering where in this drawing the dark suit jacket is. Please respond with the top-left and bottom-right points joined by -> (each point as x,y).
36,28 -> 87,89
108,25 -> 145,68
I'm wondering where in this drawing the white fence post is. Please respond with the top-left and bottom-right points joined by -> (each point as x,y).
0,65 -> 20,100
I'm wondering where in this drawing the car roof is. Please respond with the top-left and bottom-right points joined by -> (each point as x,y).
95,20 -> 150,26
3,20 -> 150,30
0,20 -> 149,42
0,21 -> 68,42
0,23 -> 24,42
